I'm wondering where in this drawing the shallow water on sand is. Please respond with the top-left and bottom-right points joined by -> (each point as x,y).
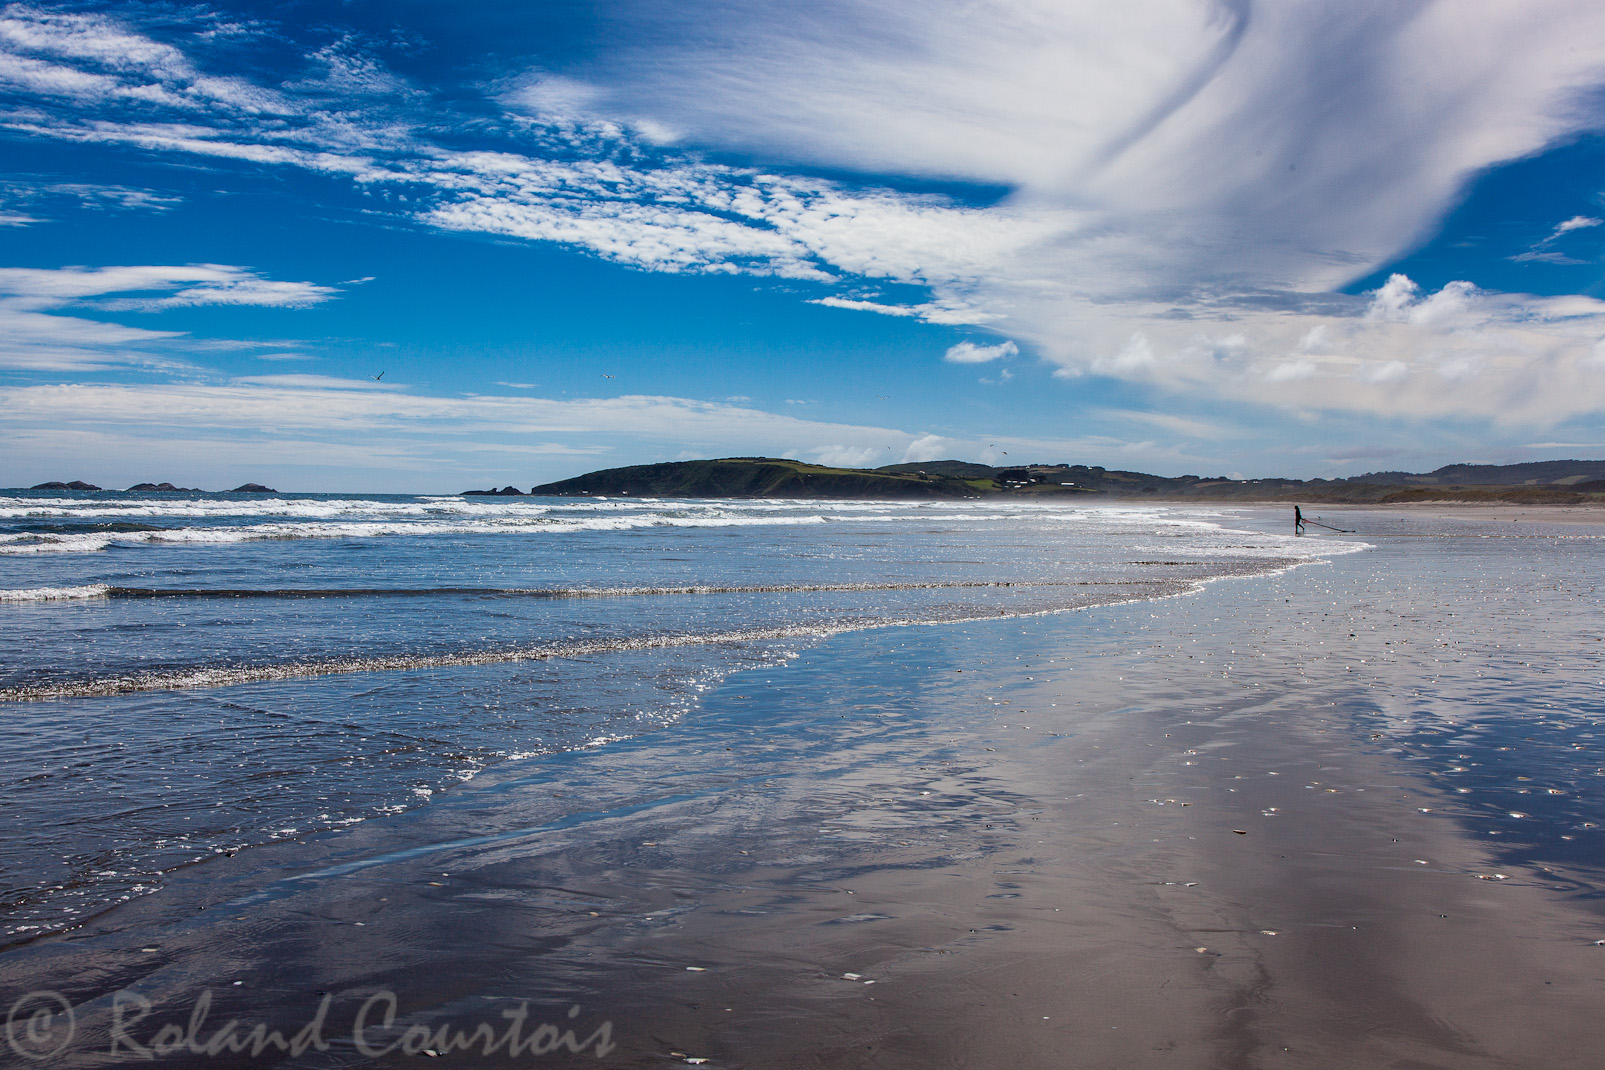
1,506 -> 1602,1067
0,493 -> 1326,944
1285,509 -> 1605,882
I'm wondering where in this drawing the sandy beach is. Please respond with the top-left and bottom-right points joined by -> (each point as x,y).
4,504 -> 1603,1068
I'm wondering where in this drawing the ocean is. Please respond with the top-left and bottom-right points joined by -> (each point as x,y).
0,490 -> 1331,947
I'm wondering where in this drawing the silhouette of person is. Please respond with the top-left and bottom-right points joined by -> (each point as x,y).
1294,505 -> 1305,536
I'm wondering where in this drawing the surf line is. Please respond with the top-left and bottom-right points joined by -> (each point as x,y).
2,578 -> 1180,603
0,586 -> 1191,702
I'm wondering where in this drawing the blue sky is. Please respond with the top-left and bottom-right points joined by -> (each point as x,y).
3,1 -> 1605,491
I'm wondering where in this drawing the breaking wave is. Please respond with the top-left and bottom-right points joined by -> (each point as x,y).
0,580 -> 1205,701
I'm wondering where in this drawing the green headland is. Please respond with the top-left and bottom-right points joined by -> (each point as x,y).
501,456 -> 1605,503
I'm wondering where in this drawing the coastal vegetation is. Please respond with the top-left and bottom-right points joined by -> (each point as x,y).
525,457 -> 1605,503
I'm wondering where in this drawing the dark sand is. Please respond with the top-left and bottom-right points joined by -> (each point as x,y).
5,506 -> 1605,1068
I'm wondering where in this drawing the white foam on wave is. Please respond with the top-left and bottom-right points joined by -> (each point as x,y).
0,577 -> 1212,701
0,495 -> 560,521
0,584 -> 112,601
0,511 -> 845,554
0,497 -> 1359,565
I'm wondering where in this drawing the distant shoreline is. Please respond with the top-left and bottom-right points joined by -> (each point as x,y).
525,456 -> 1605,505
10,484 -> 1605,509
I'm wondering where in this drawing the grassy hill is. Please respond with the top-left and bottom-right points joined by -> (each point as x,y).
528,457 -> 1118,499
523,457 -> 1605,503
529,458 -> 1001,499
1342,460 -> 1605,486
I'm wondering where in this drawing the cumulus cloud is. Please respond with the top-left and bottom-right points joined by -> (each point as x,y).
899,433 -> 954,463
806,445 -> 886,468
944,340 -> 1018,363
1034,273 -> 1605,425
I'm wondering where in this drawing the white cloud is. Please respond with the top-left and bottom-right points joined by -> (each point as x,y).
806,445 -> 886,468
1035,273 -> 1605,424
105,277 -> 338,311
504,74 -> 607,122
579,1 -> 1605,292
1357,360 -> 1408,385
944,339 -> 1018,363
1553,215 -> 1603,237
1510,214 -> 1603,264
899,433 -> 954,463
0,264 -> 336,307
0,264 -> 337,371
4,3 -> 1605,433
0,378 -> 1210,487
809,296 -> 996,325
1107,409 -> 1230,439
0,381 -> 904,441
0,3 -> 290,113
1092,333 -> 1157,375
0,181 -> 182,212
1509,250 -> 1588,266
230,374 -> 399,390
1265,360 -> 1315,382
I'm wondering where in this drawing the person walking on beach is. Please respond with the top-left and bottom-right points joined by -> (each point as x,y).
1294,505 -> 1305,536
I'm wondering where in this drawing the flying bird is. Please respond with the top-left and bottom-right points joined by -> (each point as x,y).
372,371 -> 384,381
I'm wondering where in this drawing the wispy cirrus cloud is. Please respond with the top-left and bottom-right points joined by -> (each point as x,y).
0,179 -> 182,223
0,2 -> 288,113
1509,214 -> 1603,264
0,264 -> 337,371
1552,216 -> 1603,238
0,264 -> 337,306
3,1 -> 1605,437
0,6 -> 1049,294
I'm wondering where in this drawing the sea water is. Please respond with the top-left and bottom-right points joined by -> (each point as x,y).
0,490 -> 1339,942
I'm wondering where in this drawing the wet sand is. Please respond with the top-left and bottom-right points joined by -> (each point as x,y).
4,506 -> 1605,1068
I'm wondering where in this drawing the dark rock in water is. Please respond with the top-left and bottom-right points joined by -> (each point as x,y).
126,482 -> 202,493
462,486 -> 525,496
30,480 -> 101,491
229,483 -> 277,493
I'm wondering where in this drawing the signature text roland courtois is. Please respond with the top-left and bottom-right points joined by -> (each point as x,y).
6,987 -> 616,1061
